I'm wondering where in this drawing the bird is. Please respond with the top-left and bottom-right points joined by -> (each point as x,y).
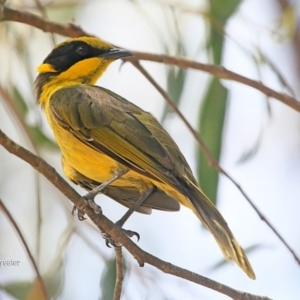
34,36 -> 255,279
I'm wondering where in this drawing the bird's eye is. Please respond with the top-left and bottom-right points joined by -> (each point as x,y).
76,46 -> 88,56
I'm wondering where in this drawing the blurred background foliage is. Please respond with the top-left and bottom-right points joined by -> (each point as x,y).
0,0 -> 300,299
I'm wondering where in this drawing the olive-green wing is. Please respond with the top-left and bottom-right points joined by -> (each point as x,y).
50,85 -> 196,193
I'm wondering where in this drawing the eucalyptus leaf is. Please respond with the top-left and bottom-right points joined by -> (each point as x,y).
197,78 -> 227,205
3,281 -> 32,299
10,86 -> 28,116
196,0 -> 241,205
162,39 -> 186,122
99,258 -> 117,300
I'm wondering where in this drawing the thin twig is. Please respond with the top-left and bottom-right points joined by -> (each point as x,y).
0,84 -> 44,264
0,129 -> 272,300
0,2 -> 298,267
131,60 -> 300,265
33,0 -> 56,45
0,199 -> 48,300
114,247 -> 124,300
0,4 -> 294,296
2,8 -> 300,263
219,171 -> 300,265
1,6 -> 300,113
126,53 -> 300,112
0,6 -> 90,37
0,85 -> 38,153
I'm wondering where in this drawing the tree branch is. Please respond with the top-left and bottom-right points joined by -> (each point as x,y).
0,4 -> 292,298
130,60 -> 300,266
126,53 -> 300,112
1,5 -> 300,113
0,130 -> 272,300
0,199 -> 48,300
0,6 -> 91,37
114,247 -> 124,300
2,8 -> 300,263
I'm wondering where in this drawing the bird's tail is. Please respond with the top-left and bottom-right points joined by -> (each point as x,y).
181,178 -> 255,279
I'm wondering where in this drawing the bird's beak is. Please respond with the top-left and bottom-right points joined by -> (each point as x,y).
100,48 -> 134,60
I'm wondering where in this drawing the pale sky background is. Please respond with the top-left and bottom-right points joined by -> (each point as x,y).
0,0 -> 300,299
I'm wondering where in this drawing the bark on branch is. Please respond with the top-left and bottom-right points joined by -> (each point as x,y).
1,5 -> 300,113
0,130 -> 272,300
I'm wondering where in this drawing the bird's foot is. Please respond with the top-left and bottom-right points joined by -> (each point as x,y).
72,170 -> 128,221
72,198 -> 102,221
72,205 -> 86,221
102,226 -> 140,247
86,198 -> 102,215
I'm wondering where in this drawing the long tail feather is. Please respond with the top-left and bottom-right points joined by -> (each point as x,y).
181,178 -> 255,279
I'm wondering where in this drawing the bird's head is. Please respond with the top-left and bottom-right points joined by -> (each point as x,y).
35,36 -> 133,107
36,36 -> 133,85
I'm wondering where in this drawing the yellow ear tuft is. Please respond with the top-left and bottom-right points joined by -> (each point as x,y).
37,63 -> 56,73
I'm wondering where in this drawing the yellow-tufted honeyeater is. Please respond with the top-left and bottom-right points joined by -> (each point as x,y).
34,36 -> 255,279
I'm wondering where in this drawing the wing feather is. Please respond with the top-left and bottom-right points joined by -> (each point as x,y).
49,85 -> 196,192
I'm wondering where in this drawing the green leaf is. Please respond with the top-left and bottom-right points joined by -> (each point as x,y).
209,0 -> 242,21
28,126 -> 58,149
99,258 -> 117,300
237,130 -> 263,164
10,86 -> 29,116
196,1 -> 240,205
2,268 -> 64,300
2,241 -> 65,299
161,66 -> 186,121
99,256 -> 128,300
197,78 -> 227,205
168,67 -> 186,105
3,281 -> 32,299
208,0 -> 242,64
161,39 -> 186,122
43,256 -> 65,300
8,85 -> 58,150
272,4 -> 297,43
256,48 -> 295,97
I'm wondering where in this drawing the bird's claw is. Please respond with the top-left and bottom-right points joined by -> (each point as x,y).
102,227 -> 140,247
72,205 -> 86,221
123,229 -> 140,241
102,232 -> 122,247
72,198 -> 102,221
87,198 -> 102,215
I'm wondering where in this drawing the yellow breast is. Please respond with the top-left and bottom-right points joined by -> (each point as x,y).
44,99 -> 187,205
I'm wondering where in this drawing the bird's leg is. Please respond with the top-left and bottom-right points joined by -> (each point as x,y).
73,169 -> 128,220
116,187 -> 154,228
85,169 -> 129,201
102,187 -> 154,247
